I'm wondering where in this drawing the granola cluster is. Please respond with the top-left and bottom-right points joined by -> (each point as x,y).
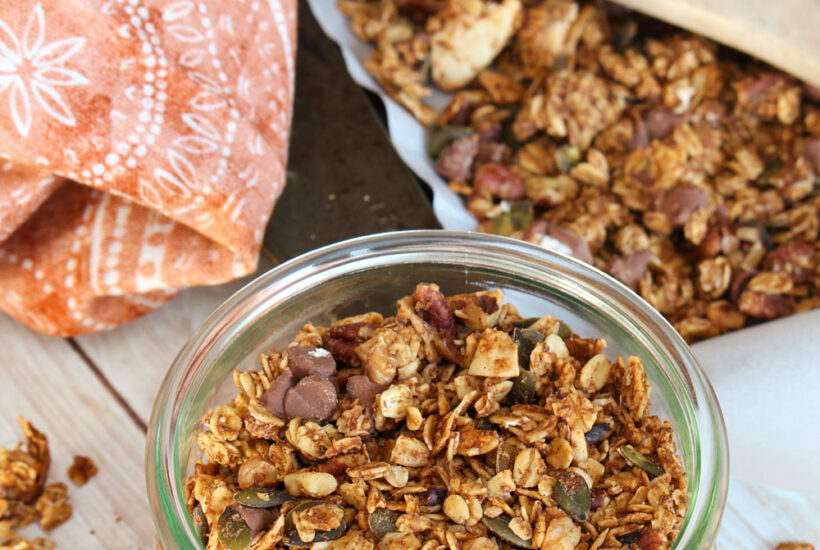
0,418 -> 96,550
337,0 -> 820,342
187,283 -> 687,549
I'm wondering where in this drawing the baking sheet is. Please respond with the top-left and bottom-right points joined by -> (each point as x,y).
308,0 -> 820,494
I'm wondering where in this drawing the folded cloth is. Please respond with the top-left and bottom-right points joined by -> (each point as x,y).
0,0 -> 296,335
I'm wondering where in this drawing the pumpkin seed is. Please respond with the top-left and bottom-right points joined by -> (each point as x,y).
234,488 -> 296,508
511,317 -> 539,329
426,125 -> 474,157
584,422 -> 613,444
555,471 -> 591,521
284,501 -> 345,547
490,202 -> 533,237
512,328 -> 543,369
482,516 -> 533,548
216,506 -> 252,550
368,509 -> 398,538
557,321 -> 573,339
192,504 -> 208,545
618,445 -> 664,478
495,440 -> 517,473
508,369 -> 535,404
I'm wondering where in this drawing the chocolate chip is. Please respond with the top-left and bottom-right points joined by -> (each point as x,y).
286,346 -> 336,380
284,376 -> 338,420
260,369 -> 294,419
644,108 -> 688,141
345,375 -> 385,412
607,249 -> 651,291
654,187 -> 708,226
236,505 -> 278,535
803,139 -> 820,175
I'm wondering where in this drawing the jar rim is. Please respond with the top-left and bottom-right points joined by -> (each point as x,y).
146,230 -> 729,549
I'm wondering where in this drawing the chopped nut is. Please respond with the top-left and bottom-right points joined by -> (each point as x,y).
283,472 -> 338,498
468,329 -> 520,378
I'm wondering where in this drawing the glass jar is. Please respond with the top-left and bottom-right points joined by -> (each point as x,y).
146,230 -> 728,549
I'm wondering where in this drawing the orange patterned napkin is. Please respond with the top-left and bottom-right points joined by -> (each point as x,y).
0,0 -> 296,335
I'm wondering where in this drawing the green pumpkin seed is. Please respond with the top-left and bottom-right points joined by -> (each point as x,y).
618,445 -> 664,478
482,516 -> 533,548
508,369 -> 535,404
426,125 -> 474,157
368,509 -> 398,538
192,504 -> 209,545
555,145 -> 581,173
557,321 -> 573,339
216,506 -> 252,550
284,501 -> 346,547
234,488 -> 295,508
512,328 -> 543,369
495,440 -> 517,473
511,317 -> 539,329
489,202 -> 533,237
555,472 -> 591,521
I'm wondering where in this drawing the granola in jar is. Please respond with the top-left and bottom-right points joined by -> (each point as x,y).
337,0 -> 820,342
186,283 -> 687,549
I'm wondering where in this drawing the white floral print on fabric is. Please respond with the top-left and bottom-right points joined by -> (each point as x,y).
0,0 -> 297,336
0,3 -> 87,137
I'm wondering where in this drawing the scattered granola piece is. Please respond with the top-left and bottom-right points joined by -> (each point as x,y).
0,537 -> 55,550
66,456 -> 98,487
34,483 -> 71,531
775,543 -> 815,550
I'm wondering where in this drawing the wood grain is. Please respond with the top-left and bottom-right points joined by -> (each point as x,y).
0,314 -> 151,548
614,0 -> 820,86
75,256 -> 275,422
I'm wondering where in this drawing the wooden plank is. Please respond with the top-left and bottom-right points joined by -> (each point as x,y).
74,256 -> 274,422
719,479 -> 820,547
614,0 -> 820,87
0,314 -> 150,547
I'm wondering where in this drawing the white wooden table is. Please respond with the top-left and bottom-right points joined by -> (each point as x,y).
1,251 -> 818,549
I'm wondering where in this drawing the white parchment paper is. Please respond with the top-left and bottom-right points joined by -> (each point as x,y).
308,0 -> 820,494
